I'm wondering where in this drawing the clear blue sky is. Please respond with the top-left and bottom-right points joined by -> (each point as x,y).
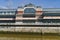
0,0 -> 60,9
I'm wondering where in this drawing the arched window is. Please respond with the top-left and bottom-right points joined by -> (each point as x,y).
24,8 -> 36,13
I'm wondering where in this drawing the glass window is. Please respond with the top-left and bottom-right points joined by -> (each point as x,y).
11,11 -> 14,13
11,11 -> 15,15
38,19 -> 60,23
23,20 -> 35,23
24,8 -> 36,13
0,12 -> 2,15
7,11 -> 10,13
2,12 -> 4,15
23,8 -> 36,17
23,14 -> 35,17
0,20 -> 15,23
7,11 -> 12,15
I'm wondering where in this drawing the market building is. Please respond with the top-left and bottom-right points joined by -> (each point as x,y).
0,3 -> 60,33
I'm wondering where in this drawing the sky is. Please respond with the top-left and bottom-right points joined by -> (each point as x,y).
0,0 -> 60,9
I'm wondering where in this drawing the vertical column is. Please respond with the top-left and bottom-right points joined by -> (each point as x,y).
36,8 -> 42,18
15,8 -> 24,24
35,8 -> 43,23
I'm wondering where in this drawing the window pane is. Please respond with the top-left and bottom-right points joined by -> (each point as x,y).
24,8 -> 36,13
23,20 -> 35,23
23,14 -> 35,17
38,19 -> 60,23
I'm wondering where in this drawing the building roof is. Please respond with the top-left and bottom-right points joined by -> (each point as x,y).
24,3 -> 35,7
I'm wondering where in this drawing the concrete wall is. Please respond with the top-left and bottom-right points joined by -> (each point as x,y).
0,27 -> 60,33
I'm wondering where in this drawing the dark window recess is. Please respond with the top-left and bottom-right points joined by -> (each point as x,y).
0,15 -> 15,18
43,13 -> 60,16
24,8 -> 36,13
0,20 -> 15,23
38,19 -> 60,23
16,20 -> 22,22
23,20 -> 35,23
23,14 -> 35,17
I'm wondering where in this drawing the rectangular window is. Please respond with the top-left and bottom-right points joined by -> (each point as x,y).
0,15 -> 15,18
0,20 -> 15,23
38,19 -> 60,23
23,20 -> 36,23
23,14 -> 35,17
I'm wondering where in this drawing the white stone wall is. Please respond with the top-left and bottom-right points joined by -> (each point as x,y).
0,27 -> 60,33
